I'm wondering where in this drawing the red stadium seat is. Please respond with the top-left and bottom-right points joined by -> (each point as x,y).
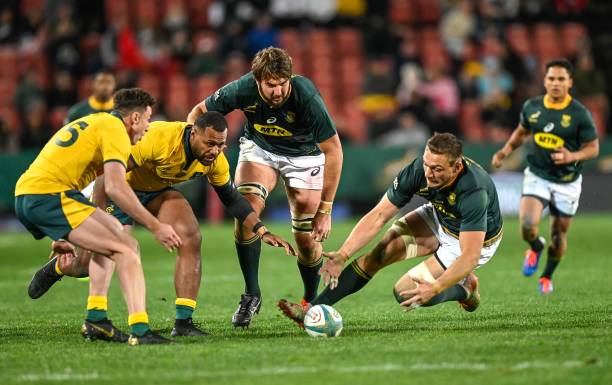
582,97 -> 607,138
50,107 -> 69,130
416,0 -> 441,23
134,0 -> 159,25
561,22 -> 588,57
77,77 -> 93,100
188,0 -> 213,29
506,24 -> 532,56
193,75 -> 219,104
137,73 -> 162,101
389,0 -> 415,24
0,80 -> 17,108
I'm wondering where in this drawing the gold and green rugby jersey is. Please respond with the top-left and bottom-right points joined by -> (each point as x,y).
204,72 -> 337,156
386,156 -> 503,242
127,121 -> 230,192
65,96 -> 114,124
15,112 -> 131,195
519,94 -> 597,183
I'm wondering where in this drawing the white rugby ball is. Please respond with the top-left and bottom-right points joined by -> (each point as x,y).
304,304 -> 343,337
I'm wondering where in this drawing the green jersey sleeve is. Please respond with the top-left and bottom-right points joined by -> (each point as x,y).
302,94 -> 337,143
385,158 -> 423,208
204,80 -> 241,115
519,100 -> 532,131
457,188 -> 488,232
578,108 -> 598,143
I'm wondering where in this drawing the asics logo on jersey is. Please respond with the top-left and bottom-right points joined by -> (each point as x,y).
543,122 -> 555,132
267,117 -> 277,124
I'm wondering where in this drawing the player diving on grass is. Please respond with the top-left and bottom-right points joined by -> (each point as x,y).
28,111 -> 296,340
188,47 -> 343,328
278,133 -> 503,327
491,58 -> 599,294
15,88 -> 182,345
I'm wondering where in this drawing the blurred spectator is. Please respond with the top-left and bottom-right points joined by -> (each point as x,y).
0,115 -> 18,154
219,20 -> 247,59
19,100 -> 51,149
416,66 -> 460,135
0,5 -> 18,44
14,70 -> 46,120
246,14 -> 279,58
47,70 -> 77,109
45,2 -> 80,75
376,111 -> 430,148
573,52 -> 607,98
187,35 -> 222,76
361,56 -> 398,138
440,0 -> 477,59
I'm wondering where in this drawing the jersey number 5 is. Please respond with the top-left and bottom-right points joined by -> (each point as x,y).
55,121 -> 89,147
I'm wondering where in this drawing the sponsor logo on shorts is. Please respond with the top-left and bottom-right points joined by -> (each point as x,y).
534,132 -> 565,149
310,167 -> 321,176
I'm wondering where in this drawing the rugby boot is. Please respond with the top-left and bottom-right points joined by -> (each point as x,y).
127,330 -> 171,346
458,273 -> 480,312
538,277 -> 554,294
171,318 -> 209,337
522,237 -> 546,276
28,257 -> 62,299
231,293 -> 262,328
81,319 -> 129,342
277,298 -> 311,329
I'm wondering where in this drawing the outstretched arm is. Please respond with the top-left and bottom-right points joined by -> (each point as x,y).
491,123 -> 530,168
187,100 -> 208,124
213,181 -> 296,256
312,134 -> 343,242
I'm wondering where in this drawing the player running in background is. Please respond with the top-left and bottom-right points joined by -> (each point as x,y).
15,88 -> 181,345
278,133 -> 503,327
491,58 -> 599,294
188,47 -> 343,328
28,112 -> 295,338
65,70 -> 116,124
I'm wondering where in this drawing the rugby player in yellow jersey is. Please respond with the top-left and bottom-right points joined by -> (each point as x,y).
15,88 -> 182,345
29,111 -> 296,337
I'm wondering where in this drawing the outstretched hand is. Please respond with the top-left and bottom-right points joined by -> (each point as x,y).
261,232 -> 297,256
398,277 -> 438,309
320,250 -> 348,289
311,211 -> 331,242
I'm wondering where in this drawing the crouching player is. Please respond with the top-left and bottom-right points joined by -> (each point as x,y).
278,133 -> 503,326
29,111 -> 295,340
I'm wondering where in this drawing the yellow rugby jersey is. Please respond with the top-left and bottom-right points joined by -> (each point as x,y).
127,121 -> 230,192
15,112 -> 131,195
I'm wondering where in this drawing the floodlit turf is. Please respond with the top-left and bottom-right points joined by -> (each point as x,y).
0,215 -> 610,385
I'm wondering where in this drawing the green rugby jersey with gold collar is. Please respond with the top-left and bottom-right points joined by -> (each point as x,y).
204,72 -> 336,156
519,94 -> 597,183
386,156 -> 503,244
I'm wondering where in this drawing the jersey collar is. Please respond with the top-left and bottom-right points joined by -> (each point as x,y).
543,94 -> 572,110
183,125 -> 196,164
88,96 -> 114,110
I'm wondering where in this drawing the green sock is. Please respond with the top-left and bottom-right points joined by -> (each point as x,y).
312,260 -> 371,306
541,249 -> 561,279
130,323 -> 149,337
422,284 -> 468,307
175,298 -> 196,320
86,309 -> 107,322
235,236 -> 261,295
298,258 -> 323,302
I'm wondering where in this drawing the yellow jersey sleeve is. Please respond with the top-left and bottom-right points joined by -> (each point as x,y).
99,118 -> 131,168
207,152 -> 231,186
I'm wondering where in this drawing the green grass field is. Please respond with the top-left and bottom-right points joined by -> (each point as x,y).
0,215 -> 610,385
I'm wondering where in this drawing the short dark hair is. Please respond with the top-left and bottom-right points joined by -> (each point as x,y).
426,132 -> 463,164
545,58 -> 573,77
113,88 -> 155,115
251,46 -> 293,81
194,111 -> 227,133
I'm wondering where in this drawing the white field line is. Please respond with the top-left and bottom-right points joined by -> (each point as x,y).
15,360 -> 603,382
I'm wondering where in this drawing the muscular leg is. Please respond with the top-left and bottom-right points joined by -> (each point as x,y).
519,196 -> 546,249
233,161 -> 278,295
313,211 -> 439,306
68,209 -> 150,334
286,186 -> 323,302
148,190 -> 203,320
541,214 -> 572,279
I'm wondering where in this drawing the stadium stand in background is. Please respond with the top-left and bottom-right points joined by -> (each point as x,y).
0,0 -> 610,154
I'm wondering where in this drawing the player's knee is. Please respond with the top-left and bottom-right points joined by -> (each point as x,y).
291,213 -> 314,235
177,223 -> 202,248
393,287 -> 407,304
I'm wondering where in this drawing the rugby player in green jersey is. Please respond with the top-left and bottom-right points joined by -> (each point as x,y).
65,70 -> 116,124
279,133 -> 503,326
491,58 -> 599,294
188,47 -> 343,327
